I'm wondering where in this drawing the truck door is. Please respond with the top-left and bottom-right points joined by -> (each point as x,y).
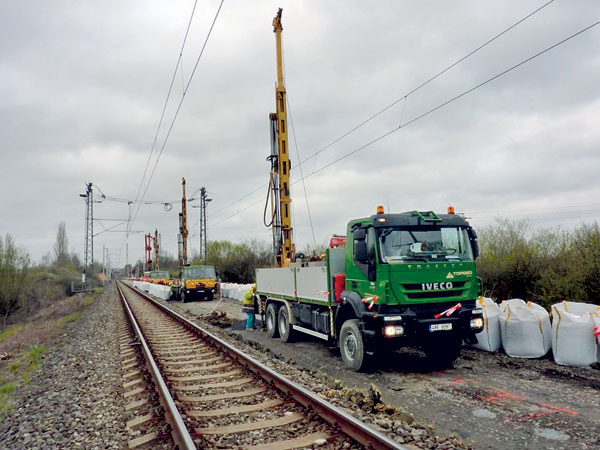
349,226 -> 379,294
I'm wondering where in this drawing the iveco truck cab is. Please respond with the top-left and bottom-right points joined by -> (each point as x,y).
257,207 -> 484,371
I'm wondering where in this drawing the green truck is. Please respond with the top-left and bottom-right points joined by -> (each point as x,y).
256,208 -> 484,371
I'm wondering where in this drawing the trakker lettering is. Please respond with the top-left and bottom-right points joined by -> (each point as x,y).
421,282 -> 454,290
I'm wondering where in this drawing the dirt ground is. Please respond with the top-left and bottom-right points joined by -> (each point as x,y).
172,296 -> 600,450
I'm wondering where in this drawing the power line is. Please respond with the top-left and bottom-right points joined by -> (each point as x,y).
302,18 -> 600,180
207,0 -> 556,221
210,18 -> 600,227
130,0 -> 226,231
297,0 -> 557,167
130,0 -> 200,231
287,96 -> 317,249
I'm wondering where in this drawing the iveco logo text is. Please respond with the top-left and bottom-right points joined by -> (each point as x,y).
421,282 -> 453,290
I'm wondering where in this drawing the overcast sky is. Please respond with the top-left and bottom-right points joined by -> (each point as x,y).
1,0 -> 599,268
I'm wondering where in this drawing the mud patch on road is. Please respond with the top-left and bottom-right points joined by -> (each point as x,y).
199,311 -> 237,328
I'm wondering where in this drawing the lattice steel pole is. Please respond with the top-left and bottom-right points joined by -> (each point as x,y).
199,187 -> 212,264
80,182 -> 94,280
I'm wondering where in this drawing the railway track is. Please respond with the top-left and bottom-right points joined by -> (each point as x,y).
116,280 -> 405,449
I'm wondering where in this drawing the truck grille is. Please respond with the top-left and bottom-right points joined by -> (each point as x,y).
406,290 -> 464,299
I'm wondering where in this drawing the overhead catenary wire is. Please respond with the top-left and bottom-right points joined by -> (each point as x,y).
287,97 -> 317,250
297,0 -> 557,167
281,32 -> 318,251
300,18 -> 600,180
129,0 -> 226,235
129,0 -> 200,231
211,18 -> 600,227
207,0 -> 556,222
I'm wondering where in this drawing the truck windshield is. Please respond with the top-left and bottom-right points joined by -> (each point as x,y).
183,266 -> 216,279
150,271 -> 169,278
378,227 -> 473,262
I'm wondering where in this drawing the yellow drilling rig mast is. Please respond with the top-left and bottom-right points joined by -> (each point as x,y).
179,177 -> 188,268
153,229 -> 160,270
268,8 -> 295,268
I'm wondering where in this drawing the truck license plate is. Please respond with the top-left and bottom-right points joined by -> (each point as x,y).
429,323 -> 452,332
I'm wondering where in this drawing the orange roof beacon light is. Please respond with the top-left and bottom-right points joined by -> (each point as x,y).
447,206 -> 455,215
377,205 -> 385,215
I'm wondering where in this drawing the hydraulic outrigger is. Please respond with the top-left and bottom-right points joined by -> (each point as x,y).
268,8 -> 295,268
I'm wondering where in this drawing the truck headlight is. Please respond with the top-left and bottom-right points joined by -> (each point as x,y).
470,318 -> 484,329
383,325 -> 404,337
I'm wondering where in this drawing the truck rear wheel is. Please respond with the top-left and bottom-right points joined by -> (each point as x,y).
277,307 -> 294,343
339,319 -> 370,371
266,303 -> 279,338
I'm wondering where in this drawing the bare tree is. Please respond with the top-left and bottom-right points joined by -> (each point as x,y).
0,234 -> 29,324
54,222 -> 69,267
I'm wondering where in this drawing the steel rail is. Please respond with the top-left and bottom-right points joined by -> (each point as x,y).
120,281 -> 406,450
116,282 -> 197,450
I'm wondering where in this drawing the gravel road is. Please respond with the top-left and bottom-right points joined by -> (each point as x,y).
174,295 -> 600,450
6,283 -> 593,450
0,282 -> 129,449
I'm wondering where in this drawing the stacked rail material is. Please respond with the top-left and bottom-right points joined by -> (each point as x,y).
471,297 -> 502,352
551,301 -> 600,367
220,283 -> 253,302
499,299 -> 552,358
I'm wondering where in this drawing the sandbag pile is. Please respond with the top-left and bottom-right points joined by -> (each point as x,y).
551,301 -> 600,367
220,283 -> 254,301
499,299 -> 552,358
471,297 -> 502,352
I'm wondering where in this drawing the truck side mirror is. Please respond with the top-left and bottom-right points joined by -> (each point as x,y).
467,227 -> 479,258
471,239 -> 479,259
355,241 -> 368,263
353,228 -> 366,240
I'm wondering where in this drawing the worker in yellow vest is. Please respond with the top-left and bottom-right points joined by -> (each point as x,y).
242,284 -> 256,330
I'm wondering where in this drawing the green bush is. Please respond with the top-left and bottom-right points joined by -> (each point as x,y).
192,239 -> 273,283
0,235 -> 29,324
478,220 -> 600,309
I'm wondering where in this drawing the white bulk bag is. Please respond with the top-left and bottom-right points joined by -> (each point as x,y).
471,297 -> 502,352
499,299 -> 552,358
595,316 -> 600,363
552,301 -> 600,367
222,283 -> 234,299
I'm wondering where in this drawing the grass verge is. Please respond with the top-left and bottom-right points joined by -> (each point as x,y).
0,285 -> 105,418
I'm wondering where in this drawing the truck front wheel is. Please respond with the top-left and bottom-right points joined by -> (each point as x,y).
277,307 -> 294,343
266,303 -> 279,338
423,337 -> 462,368
339,319 -> 370,372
